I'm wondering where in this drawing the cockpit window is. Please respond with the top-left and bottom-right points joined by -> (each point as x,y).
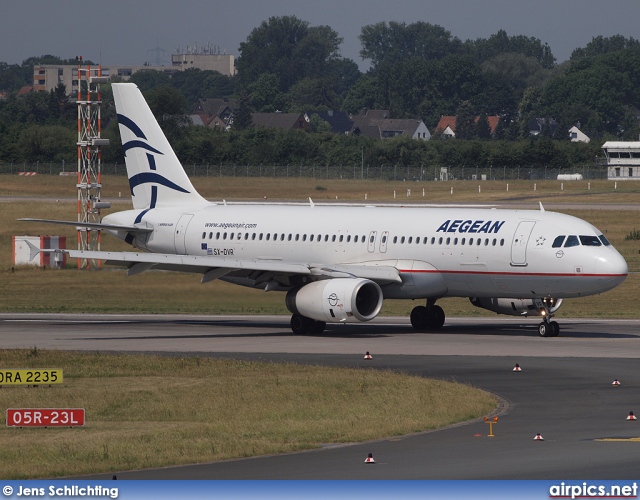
579,235 -> 601,246
598,234 -> 611,246
552,236 -> 565,248
564,235 -> 580,247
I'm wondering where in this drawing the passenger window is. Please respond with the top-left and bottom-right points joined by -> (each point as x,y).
252,233 -> 256,240
310,234 -> 314,242
223,232 -> 227,240
201,232 -> 206,239
382,235 -> 386,243
461,238 -> 466,245
280,234 -> 285,241
303,234 -> 307,241
408,237 -> 413,244
423,237 -> 428,244
209,233 -> 213,239
339,235 -> 343,242
438,237 -> 443,245
216,232 -> 220,240
492,238 -> 496,246
446,237 -> 450,245
580,235 -> 601,246
259,233 -> 263,240
500,239 -> 504,246
332,235 -> 337,242
552,236 -> 565,248
266,234 -> 270,241
431,237 -> 435,244
393,236 -> 398,244
564,235 -> 579,247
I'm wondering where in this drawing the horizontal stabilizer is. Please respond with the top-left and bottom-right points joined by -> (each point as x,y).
18,218 -> 153,233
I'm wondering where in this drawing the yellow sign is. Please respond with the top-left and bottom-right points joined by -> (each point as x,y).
0,369 -> 63,385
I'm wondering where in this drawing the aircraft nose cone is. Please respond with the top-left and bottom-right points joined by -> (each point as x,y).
595,251 -> 628,288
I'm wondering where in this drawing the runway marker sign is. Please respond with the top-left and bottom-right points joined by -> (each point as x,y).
6,408 -> 85,427
0,369 -> 63,386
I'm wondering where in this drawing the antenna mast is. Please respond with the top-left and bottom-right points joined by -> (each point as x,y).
75,57 -> 110,269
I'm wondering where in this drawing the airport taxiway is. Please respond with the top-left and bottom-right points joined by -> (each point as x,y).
1,314 -> 639,479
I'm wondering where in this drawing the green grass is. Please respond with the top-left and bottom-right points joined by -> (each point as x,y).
0,349 -> 496,479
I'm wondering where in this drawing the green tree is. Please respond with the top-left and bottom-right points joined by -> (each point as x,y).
237,16 -> 343,93
359,21 -> 463,70
455,101 -> 477,139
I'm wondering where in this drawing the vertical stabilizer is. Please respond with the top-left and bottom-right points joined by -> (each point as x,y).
112,83 -> 208,210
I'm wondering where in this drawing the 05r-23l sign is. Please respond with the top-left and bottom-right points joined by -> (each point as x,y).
6,408 -> 85,427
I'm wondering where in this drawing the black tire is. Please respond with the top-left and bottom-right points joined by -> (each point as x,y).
410,306 -> 429,329
538,322 -> 550,337
550,321 -> 560,337
291,314 -> 313,335
429,305 -> 446,329
308,320 -> 326,335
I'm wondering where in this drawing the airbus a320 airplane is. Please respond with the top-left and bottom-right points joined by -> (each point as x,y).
23,83 -> 628,337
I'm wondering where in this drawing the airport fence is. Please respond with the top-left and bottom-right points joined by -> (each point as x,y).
0,161 -> 608,181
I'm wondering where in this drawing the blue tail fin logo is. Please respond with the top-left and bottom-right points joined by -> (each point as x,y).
117,113 -> 191,209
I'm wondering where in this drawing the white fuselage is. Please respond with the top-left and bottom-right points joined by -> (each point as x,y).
103,203 -> 628,300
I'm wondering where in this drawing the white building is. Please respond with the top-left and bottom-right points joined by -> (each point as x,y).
602,141 -> 640,180
568,126 -> 590,143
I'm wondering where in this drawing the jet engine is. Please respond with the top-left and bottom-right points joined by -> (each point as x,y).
286,278 -> 383,323
469,297 -> 563,317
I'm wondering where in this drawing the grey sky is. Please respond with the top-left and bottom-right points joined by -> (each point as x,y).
2,0 -> 639,70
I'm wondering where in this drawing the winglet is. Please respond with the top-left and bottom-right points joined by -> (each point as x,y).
308,197 -> 315,208
539,202 -> 545,212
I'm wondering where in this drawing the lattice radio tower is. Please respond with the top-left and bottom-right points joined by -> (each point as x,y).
75,58 -> 110,269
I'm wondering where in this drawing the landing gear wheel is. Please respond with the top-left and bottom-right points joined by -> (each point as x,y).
290,314 -> 314,335
410,305 -> 445,330
410,306 -> 429,329
538,321 -> 551,337
430,305 -> 445,329
550,321 -> 560,337
308,320 -> 326,335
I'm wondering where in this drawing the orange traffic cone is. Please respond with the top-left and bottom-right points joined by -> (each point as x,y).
513,363 -> 522,372
627,411 -> 637,421
364,351 -> 372,360
612,379 -> 621,386
365,452 -> 375,463
534,433 -> 544,441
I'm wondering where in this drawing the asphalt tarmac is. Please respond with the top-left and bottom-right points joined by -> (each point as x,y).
1,313 -> 639,479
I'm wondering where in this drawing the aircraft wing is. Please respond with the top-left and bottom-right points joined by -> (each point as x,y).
17,218 -> 153,233
35,246 -> 402,286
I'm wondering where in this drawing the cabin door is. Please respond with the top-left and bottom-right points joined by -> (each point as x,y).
175,214 -> 194,255
511,221 -> 535,266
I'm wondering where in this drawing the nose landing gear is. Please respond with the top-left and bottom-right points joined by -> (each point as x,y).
538,299 -> 560,337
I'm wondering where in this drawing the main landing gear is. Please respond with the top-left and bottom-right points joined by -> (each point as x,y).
290,314 -> 326,335
410,299 -> 445,331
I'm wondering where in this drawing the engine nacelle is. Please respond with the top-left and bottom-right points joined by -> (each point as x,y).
469,297 -> 563,317
286,278 -> 383,323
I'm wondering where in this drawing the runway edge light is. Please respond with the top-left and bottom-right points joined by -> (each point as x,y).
364,351 -> 372,360
534,433 -> 544,441
513,363 -> 522,372
365,453 -> 375,463
627,411 -> 637,421
612,379 -> 621,386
